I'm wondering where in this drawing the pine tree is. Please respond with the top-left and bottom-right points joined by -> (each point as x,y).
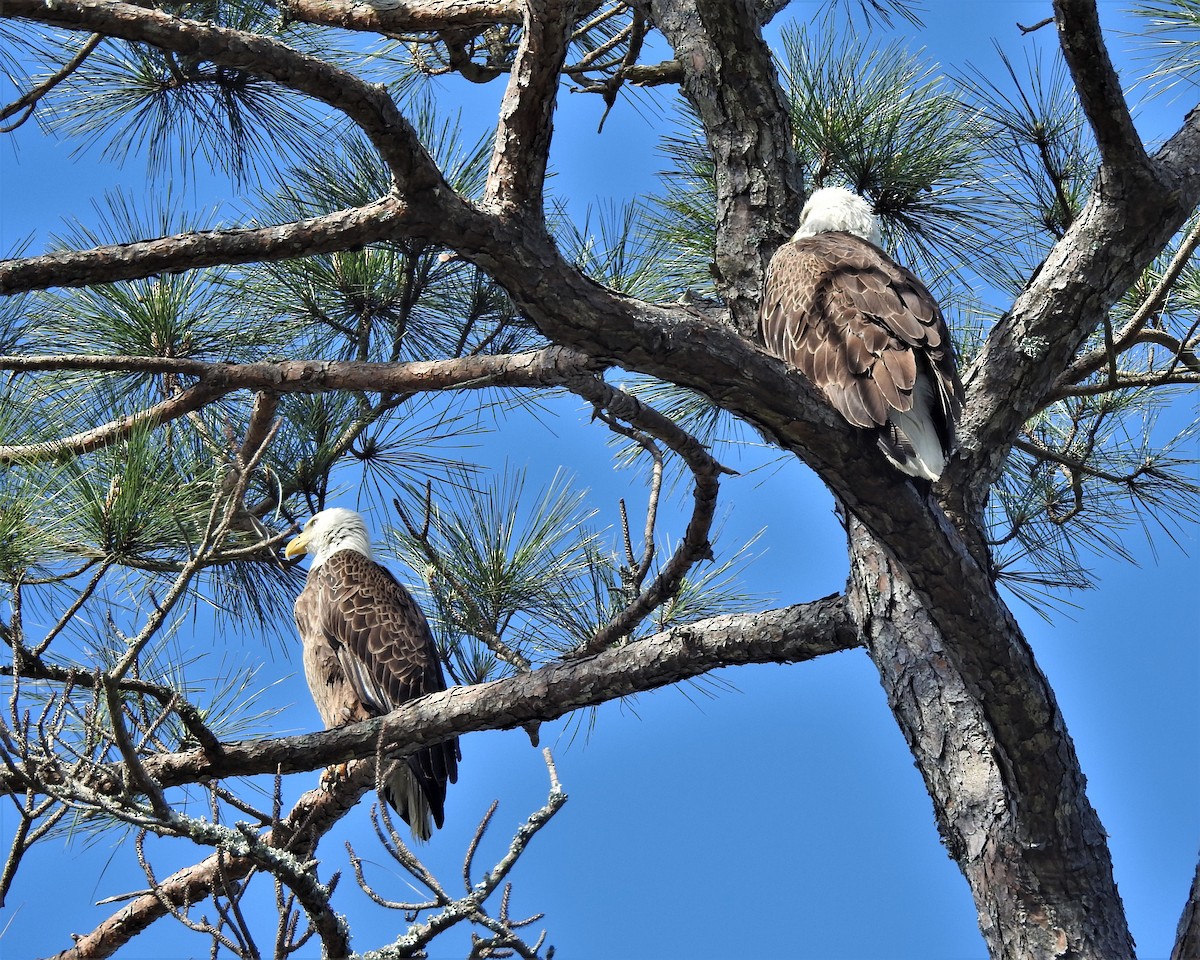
0,1 -> 1197,957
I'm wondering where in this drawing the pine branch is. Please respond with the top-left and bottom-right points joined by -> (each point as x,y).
0,32 -> 103,131
0,199 -> 407,295
1053,0 -> 1151,176
1061,215 -> 1200,386
1,597 -> 858,799
0,0 -> 446,188
281,0 -> 524,32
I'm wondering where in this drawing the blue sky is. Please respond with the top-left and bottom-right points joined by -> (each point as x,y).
1,2 -> 1197,958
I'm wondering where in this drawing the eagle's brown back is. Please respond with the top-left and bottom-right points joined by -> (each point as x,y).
760,232 -> 963,445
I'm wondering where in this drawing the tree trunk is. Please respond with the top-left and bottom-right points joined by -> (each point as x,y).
845,515 -> 1133,960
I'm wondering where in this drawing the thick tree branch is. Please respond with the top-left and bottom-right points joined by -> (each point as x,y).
0,347 -> 605,464
0,200 -> 409,295
1173,850 -> 1200,960
2,598 -> 859,797
281,0 -> 524,32
952,110 -> 1200,501
1052,0 -> 1150,176
484,0 -> 575,215
847,518 -> 1132,960
649,0 -> 800,336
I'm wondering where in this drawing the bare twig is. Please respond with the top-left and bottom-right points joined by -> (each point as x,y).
33,560 -> 113,656
1017,16 -> 1055,34
0,32 -> 103,129
360,748 -> 566,958
594,411 -> 663,593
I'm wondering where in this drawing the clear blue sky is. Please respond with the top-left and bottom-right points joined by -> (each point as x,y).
0,3 -> 1197,958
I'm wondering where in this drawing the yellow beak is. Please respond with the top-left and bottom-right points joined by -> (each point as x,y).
284,529 -> 312,561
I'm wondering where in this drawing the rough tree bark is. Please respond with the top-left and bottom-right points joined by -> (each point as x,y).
0,0 -> 1197,958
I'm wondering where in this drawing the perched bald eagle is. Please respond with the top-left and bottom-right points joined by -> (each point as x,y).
285,508 -> 459,841
760,187 -> 964,481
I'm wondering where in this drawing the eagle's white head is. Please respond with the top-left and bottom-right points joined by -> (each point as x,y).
284,507 -> 373,569
792,187 -> 883,247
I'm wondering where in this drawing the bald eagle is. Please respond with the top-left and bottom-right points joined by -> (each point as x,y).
760,187 -> 964,481
285,508 -> 459,841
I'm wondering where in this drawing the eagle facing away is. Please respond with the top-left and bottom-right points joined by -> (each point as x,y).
760,187 -> 964,481
285,508 -> 459,841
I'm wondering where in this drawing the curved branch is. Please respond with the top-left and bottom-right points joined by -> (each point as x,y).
1061,215 -> 1200,386
563,374 -> 730,654
0,379 -> 225,465
0,32 -> 103,129
0,0 -> 447,191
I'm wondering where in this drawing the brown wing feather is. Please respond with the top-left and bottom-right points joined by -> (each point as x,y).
295,551 -> 459,831
760,232 -> 963,442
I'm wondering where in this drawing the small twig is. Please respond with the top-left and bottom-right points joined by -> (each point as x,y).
1062,216 -> 1200,387
593,409 -> 662,591
464,799 -> 501,891
367,747 -> 566,958
1013,436 -> 1153,487
1,656 -> 223,757
32,560 -> 112,656
1017,16 -> 1055,34
565,377 -> 731,655
102,677 -> 173,821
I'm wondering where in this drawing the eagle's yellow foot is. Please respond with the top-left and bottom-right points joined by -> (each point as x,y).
319,763 -> 351,791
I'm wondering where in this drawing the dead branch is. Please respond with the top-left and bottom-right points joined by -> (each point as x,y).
351,748 -> 565,958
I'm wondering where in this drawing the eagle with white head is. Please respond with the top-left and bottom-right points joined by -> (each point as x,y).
285,508 -> 459,841
760,187 -> 964,481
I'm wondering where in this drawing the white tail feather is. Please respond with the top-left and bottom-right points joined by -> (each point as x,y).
882,374 -> 947,481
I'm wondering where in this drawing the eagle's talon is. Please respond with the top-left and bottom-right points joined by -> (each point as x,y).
319,763 -> 350,791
